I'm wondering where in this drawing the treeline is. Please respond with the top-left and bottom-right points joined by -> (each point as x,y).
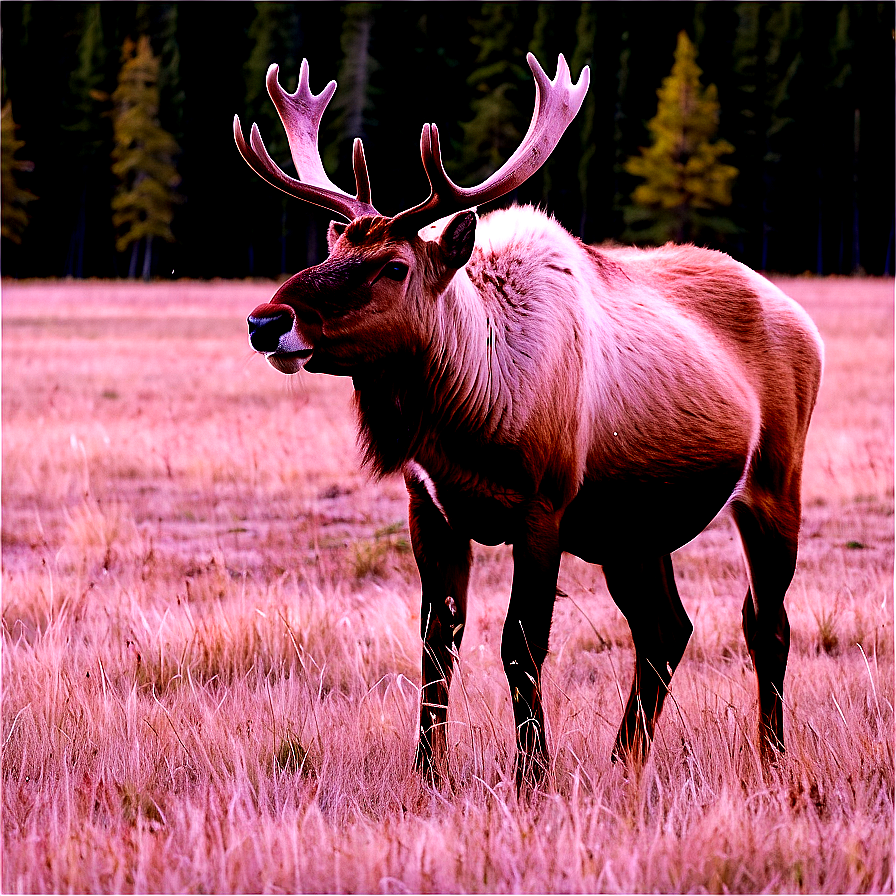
1,2 -> 893,279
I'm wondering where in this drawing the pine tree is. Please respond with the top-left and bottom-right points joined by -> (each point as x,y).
111,35 -> 181,279
64,3 -> 110,276
624,31 -> 738,245
244,2 -> 299,167
458,4 -> 531,187
1,99 -> 37,244
328,3 -> 378,183
572,3 -> 597,236
67,4 -> 108,153
730,3 -> 803,270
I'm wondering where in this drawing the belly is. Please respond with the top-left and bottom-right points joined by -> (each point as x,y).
413,428 -> 747,559
418,461 -> 743,557
559,462 -> 745,563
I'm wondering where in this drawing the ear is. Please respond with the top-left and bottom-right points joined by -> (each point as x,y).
327,220 -> 347,251
438,211 -> 477,269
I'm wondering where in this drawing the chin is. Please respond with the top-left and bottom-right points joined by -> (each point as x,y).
267,352 -> 311,375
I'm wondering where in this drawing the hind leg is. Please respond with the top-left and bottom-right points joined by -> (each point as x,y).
603,554 -> 693,766
731,497 -> 799,762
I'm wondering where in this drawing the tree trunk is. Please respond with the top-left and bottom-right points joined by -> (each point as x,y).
142,233 -> 153,280
672,205 -> 687,244
65,185 -> 88,278
851,108 -> 861,274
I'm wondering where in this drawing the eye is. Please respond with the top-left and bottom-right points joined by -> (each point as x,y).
383,262 -> 408,281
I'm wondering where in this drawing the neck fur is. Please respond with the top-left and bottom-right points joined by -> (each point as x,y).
422,268 -> 512,436
353,266 -> 509,477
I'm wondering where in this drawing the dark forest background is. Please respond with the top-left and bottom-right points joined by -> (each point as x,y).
1,1 -> 893,280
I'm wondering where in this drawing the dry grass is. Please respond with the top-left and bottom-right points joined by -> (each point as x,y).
2,276 -> 893,893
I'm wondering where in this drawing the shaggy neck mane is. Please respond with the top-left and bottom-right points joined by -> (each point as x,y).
353,258 -> 508,478
352,206 -> 611,480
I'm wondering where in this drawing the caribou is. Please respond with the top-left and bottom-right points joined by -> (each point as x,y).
234,54 -> 823,787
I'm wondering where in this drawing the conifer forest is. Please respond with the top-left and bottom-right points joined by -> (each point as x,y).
1,1 -> 894,280
2,7 -> 894,890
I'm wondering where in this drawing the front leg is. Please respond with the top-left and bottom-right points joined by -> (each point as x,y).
502,497 -> 562,790
406,472 -> 471,784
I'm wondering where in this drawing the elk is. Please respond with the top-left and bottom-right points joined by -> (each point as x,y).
234,54 -> 823,788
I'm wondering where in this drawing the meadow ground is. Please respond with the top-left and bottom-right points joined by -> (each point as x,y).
1,276 -> 893,893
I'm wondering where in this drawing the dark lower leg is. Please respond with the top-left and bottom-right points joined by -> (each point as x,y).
503,619 -> 551,788
742,592 -> 790,758
613,659 -> 668,765
407,479 -> 471,782
503,501 -> 562,790
606,555 -> 692,766
733,498 -> 798,763
416,609 -> 460,777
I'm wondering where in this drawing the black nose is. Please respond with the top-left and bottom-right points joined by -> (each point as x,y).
248,311 -> 292,353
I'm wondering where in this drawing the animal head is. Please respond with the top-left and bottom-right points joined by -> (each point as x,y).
234,55 -> 589,376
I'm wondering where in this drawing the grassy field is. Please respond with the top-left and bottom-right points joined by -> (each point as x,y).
2,276 -> 893,893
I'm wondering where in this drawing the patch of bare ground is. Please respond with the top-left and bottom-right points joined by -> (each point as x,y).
2,277 -> 892,893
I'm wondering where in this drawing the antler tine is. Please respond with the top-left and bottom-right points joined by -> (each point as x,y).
392,53 -> 590,234
352,138 -> 373,207
233,61 -> 379,221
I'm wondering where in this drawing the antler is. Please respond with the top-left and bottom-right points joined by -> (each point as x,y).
233,61 -> 379,221
235,54 -> 588,231
391,53 -> 590,233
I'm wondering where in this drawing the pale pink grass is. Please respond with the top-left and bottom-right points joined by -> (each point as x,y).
2,277 -> 892,893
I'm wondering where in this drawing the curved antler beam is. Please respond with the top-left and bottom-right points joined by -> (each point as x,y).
391,53 -> 590,233
233,62 -> 378,221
